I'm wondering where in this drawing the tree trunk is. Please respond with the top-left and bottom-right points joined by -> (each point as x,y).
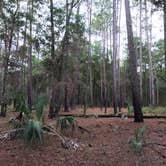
1,1 -> 19,116
103,28 -> 107,113
27,0 -> 33,112
164,0 -> 166,68
145,0 -> 155,106
112,0 -> 118,114
49,0 -> 56,118
88,0 -> 93,106
139,0 -> 143,102
125,0 -> 143,122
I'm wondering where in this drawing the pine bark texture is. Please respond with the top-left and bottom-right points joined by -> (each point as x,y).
125,0 -> 143,122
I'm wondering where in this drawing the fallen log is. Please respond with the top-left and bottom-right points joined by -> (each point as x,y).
59,114 -> 166,119
0,128 -> 24,141
0,126 -> 80,150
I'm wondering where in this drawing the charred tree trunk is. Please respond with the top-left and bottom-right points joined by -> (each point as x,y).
164,0 -> 166,68
125,0 -> 143,122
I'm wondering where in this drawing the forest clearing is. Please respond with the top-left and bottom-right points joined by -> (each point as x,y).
0,0 -> 166,165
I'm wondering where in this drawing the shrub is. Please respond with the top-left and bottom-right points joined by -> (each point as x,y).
35,97 -> 48,123
24,119 -> 43,146
127,105 -> 134,115
142,106 -> 166,115
57,116 -> 76,133
14,92 -> 30,116
129,126 -> 146,155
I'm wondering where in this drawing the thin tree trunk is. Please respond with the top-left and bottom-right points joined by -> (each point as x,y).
112,0 -> 118,114
103,28 -> 107,113
27,0 -> 33,111
145,0 -> 155,106
156,78 -> 159,105
88,0 -> 93,106
164,0 -> 166,68
49,0 -> 56,118
100,37 -> 103,111
117,0 -> 122,111
139,0 -> 143,102
125,0 -> 143,122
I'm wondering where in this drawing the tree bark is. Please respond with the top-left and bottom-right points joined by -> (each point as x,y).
125,0 -> 143,122
112,0 -> 118,114
145,0 -> 155,106
1,1 -> 19,116
48,0 -> 56,118
27,0 -> 33,112
164,0 -> 166,68
88,0 -> 93,106
139,0 -> 143,102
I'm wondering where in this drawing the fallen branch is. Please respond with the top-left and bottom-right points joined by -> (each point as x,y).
0,128 -> 24,141
42,125 -> 79,150
78,126 -> 91,134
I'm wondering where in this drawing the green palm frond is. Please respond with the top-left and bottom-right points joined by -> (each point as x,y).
129,126 -> 146,155
24,119 -> 42,146
15,92 -> 30,116
35,97 -> 48,122
57,116 -> 76,131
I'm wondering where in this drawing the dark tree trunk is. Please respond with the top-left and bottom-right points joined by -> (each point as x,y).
125,0 -> 143,122
64,85 -> 69,112
1,1 -> 19,116
77,85 -> 80,105
27,0 -> 33,112
164,1 -> 166,68
48,0 -> 56,118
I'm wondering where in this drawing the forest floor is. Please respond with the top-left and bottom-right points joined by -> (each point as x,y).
0,108 -> 166,166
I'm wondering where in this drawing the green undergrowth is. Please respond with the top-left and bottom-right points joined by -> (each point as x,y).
127,106 -> 166,115
129,126 -> 146,155
142,106 -> 166,115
